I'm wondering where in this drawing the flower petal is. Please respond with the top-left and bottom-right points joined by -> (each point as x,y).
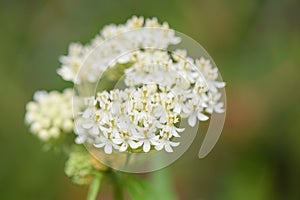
188,114 -> 197,127
94,143 -> 105,148
119,143 -> 128,152
104,144 -> 113,154
143,141 -> 151,152
164,143 -> 173,152
90,125 -> 99,135
129,140 -> 140,149
197,112 -> 209,121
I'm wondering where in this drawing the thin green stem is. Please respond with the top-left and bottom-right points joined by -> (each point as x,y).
87,173 -> 103,200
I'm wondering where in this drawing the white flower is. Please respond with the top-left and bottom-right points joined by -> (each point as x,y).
196,57 -> 226,92
183,98 -> 209,127
176,58 -> 199,84
81,109 -> 102,136
167,89 -> 190,114
94,129 -> 120,154
57,43 -> 86,84
136,124 -> 160,152
172,49 -> 187,62
204,93 -> 225,114
112,123 -> 141,152
126,16 -> 144,28
155,130 -> 180,152
25,89 -> 74,141
161,114 -> 185,138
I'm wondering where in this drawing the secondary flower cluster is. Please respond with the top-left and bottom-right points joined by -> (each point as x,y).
25,89 -> 74,141
57,16 -> 180,84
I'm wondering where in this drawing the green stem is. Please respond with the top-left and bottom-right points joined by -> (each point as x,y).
87,174 -> 103,200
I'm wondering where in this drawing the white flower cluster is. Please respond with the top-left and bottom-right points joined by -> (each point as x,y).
75,49 -> 225,154
57,16 -> 180,84
53,16 -> 226,154
124,50 -> 225,126
76,85 -> 182,153
25,89 -> 74,141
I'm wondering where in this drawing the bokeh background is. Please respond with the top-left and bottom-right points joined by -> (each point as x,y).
1,0 -> 300,199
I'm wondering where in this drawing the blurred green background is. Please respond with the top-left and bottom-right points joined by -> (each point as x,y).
1,0 -> 300,199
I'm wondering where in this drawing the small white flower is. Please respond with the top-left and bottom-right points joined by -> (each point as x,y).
172,49 -> 187,62
94,130 -> 120,154
183,98 -> 209,127
112,122 -> 141,152
161,114 -> 185,138
57,43 -> 86,84
155,130 -> 180,152
126,16 -> 144,28
196,57 -> 226,92
204,92 -> 225,114
136,125 -> 160,152
81,109 -> 102,136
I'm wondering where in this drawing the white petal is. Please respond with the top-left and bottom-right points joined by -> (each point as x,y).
164,143 -> 173,152
129,140 -> 140,149
75,136 -> 85,144
112,143 -> 120,150
170,129 -> 181,137
82,122 -> 93,129
215,102 -> 224,113
206,107 -> 213,114
119,143 -> 128,152
135,140 -> 143,147
94,143 -> 105,148
215,81 -> 226,88
214,93 -> 222,101
150,136 -> 160,145
104,144 -> 113,154
90,126 -> 99,135
170,141 -> 180,147
82,108 -> 93,118
209,85 -> 217,93
143,141 -> 151,152
117,55 -> 130,64
173,105 -> 181,114
176,127 -> 185,132
188,114 -> 197,127
197,113 -> 209,121
182,105 -> 191,114
155,143 -> 163,151
112,138 -> 123,144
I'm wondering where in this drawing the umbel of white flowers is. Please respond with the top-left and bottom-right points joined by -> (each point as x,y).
25,16 -> 226,154
75,49 -> 225,154
25,89 -> 74,141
